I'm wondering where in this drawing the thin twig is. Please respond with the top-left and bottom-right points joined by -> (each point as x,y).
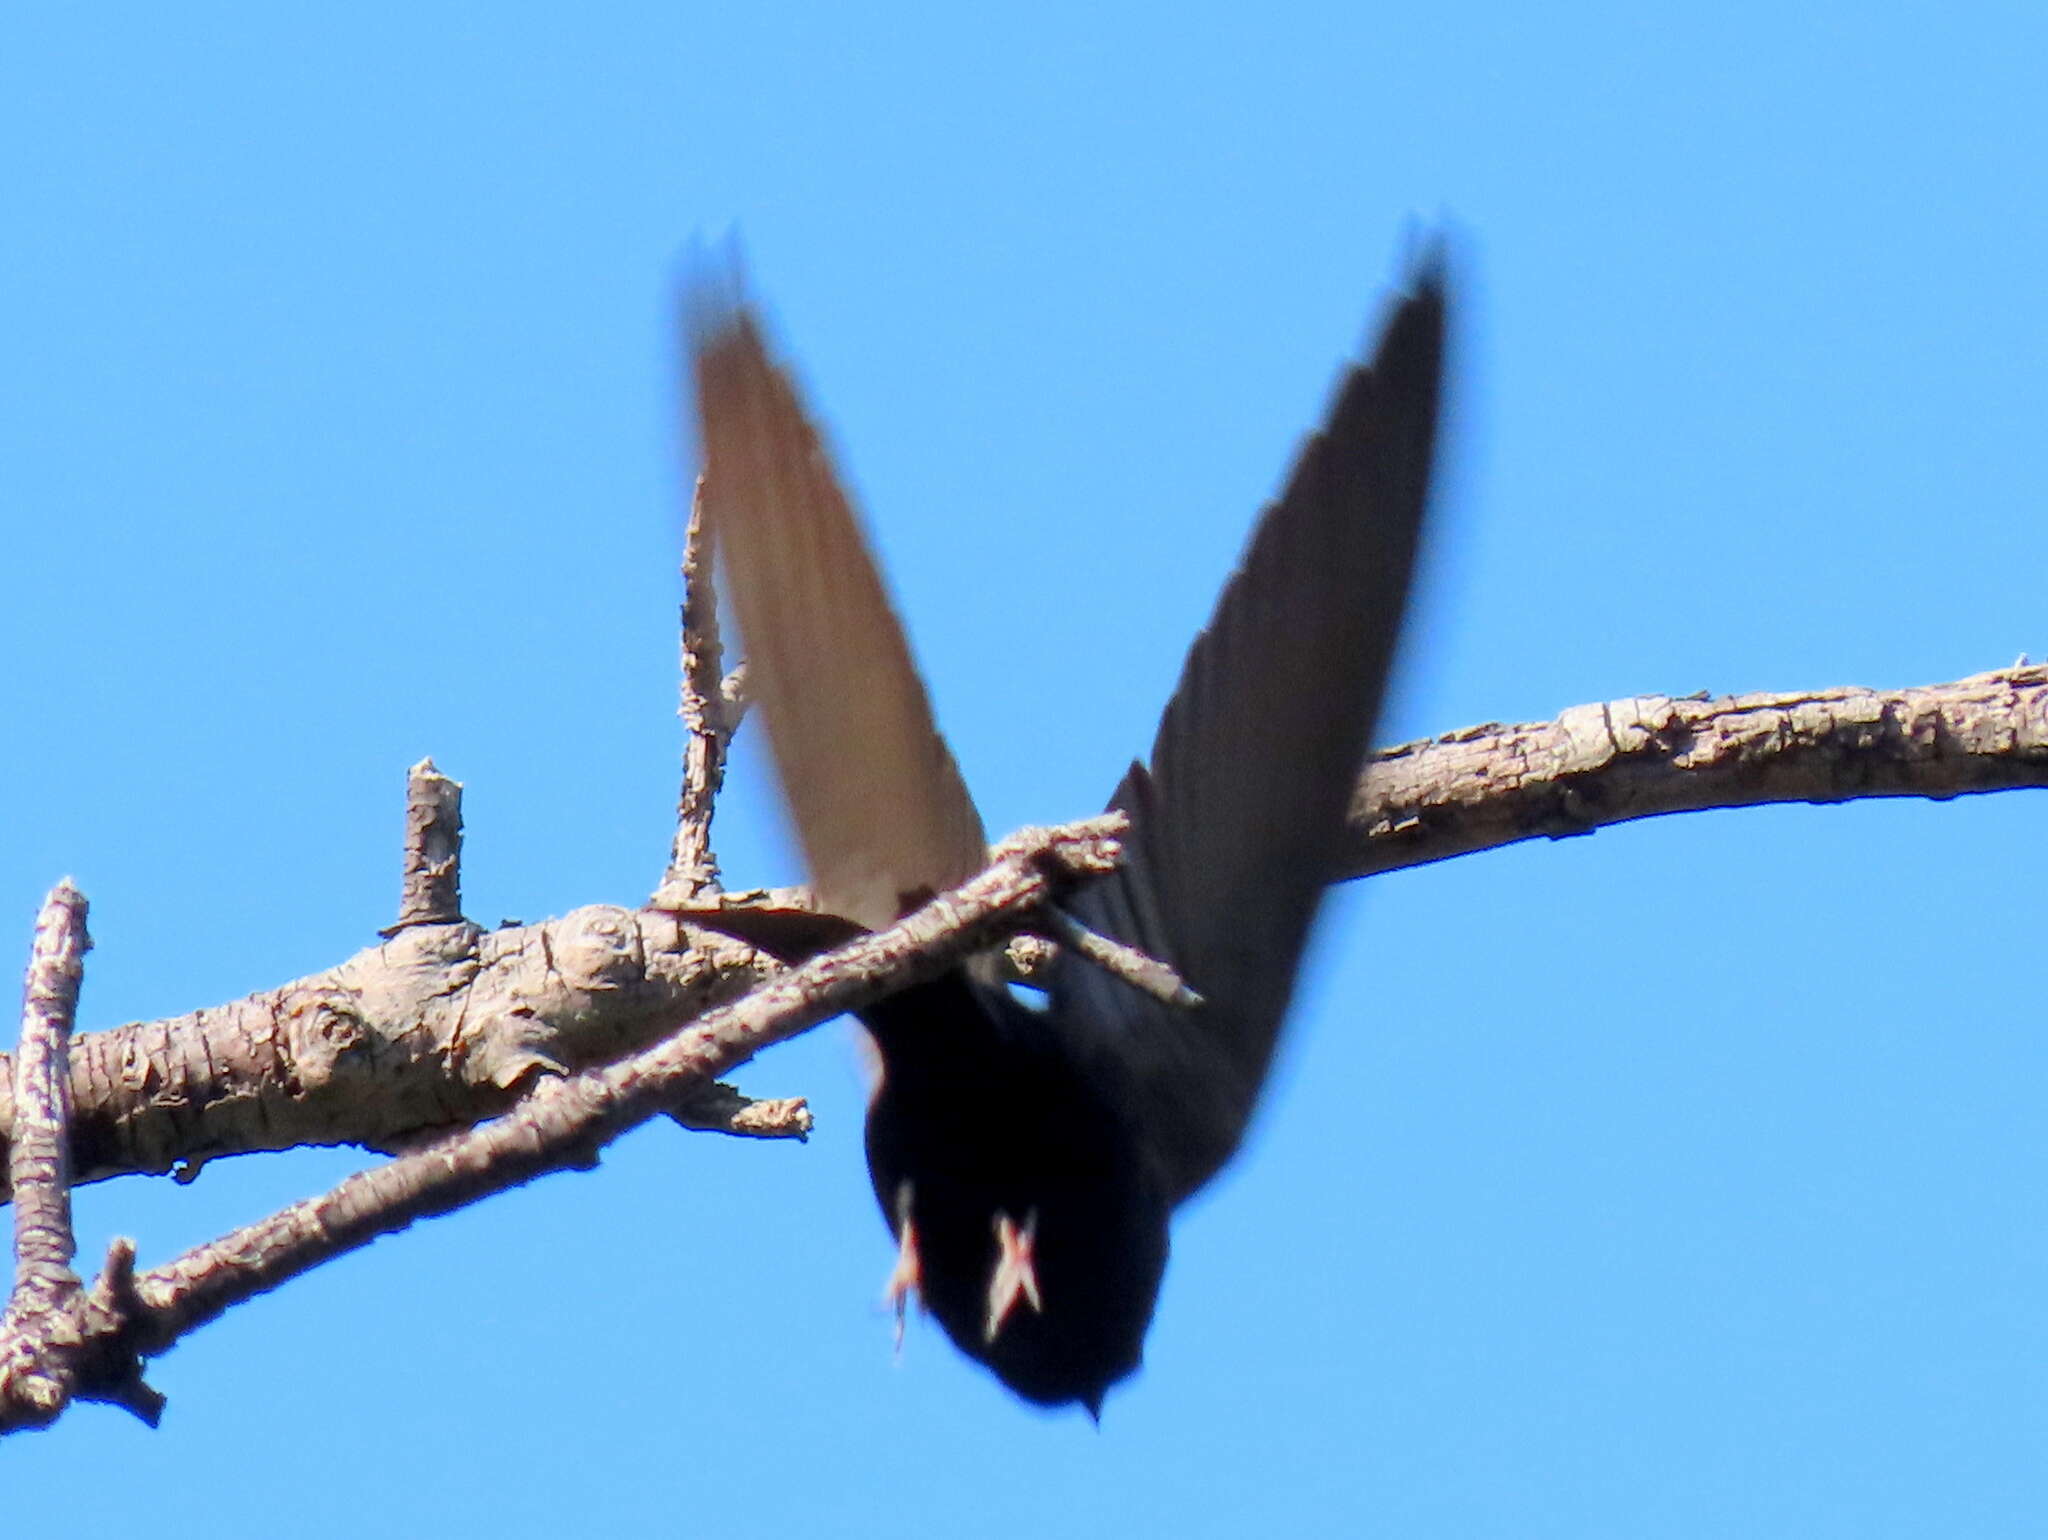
78,1239 -> 164,1425
664,1081 -> 814,1140
1038,906 -> 1203,1008
719,661 -> 750,736
659,478 -> 734,905
382,758 -> 465,935
8,881 -> 89,1305
0,881 -> 101,1430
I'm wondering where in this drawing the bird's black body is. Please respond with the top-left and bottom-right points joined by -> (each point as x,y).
862,972 -> 1169,1412
692,251 -> 1446,1413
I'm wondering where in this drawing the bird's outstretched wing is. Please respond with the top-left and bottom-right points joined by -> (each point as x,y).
1049,259 -> 1447,1204
691,300 -> 988,931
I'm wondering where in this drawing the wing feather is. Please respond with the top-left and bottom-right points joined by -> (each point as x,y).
1052,260 -> 1448,1202
691,301 -> 988,930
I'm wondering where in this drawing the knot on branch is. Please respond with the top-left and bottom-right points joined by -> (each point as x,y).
280,985 -> 372,1089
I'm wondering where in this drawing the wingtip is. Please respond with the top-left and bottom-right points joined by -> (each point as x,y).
1366,232 -> 1452,396
1393,218 -> 1456,301
678,227 -> 757,359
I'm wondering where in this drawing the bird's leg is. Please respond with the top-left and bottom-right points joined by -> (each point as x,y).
982,1208 -> 1043,1342
884,1180 -> 922,1351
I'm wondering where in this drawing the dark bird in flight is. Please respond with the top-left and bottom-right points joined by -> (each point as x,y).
691,252 -> 1446,1416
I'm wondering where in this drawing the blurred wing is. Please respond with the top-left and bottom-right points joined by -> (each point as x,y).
1051,260 -> 1447,1203
691,300 -> 988,931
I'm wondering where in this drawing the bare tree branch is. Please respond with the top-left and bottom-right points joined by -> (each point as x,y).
0,667 -> 2040,1205
0,882 -> 162,1431
1345,667 -> 2048,878
0,904 -> 790,1199
0,663 -> 2044,1432
0,815 -> 1125,1425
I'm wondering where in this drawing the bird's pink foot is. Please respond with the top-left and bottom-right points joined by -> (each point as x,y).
885,1182 -> 922,1352
983,1209 -> 1043,1342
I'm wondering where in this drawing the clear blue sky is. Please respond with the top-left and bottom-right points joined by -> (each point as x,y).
6,4 -> 2046,1533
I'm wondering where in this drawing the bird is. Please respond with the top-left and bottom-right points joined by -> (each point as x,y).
690,250 -> 1446,1416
